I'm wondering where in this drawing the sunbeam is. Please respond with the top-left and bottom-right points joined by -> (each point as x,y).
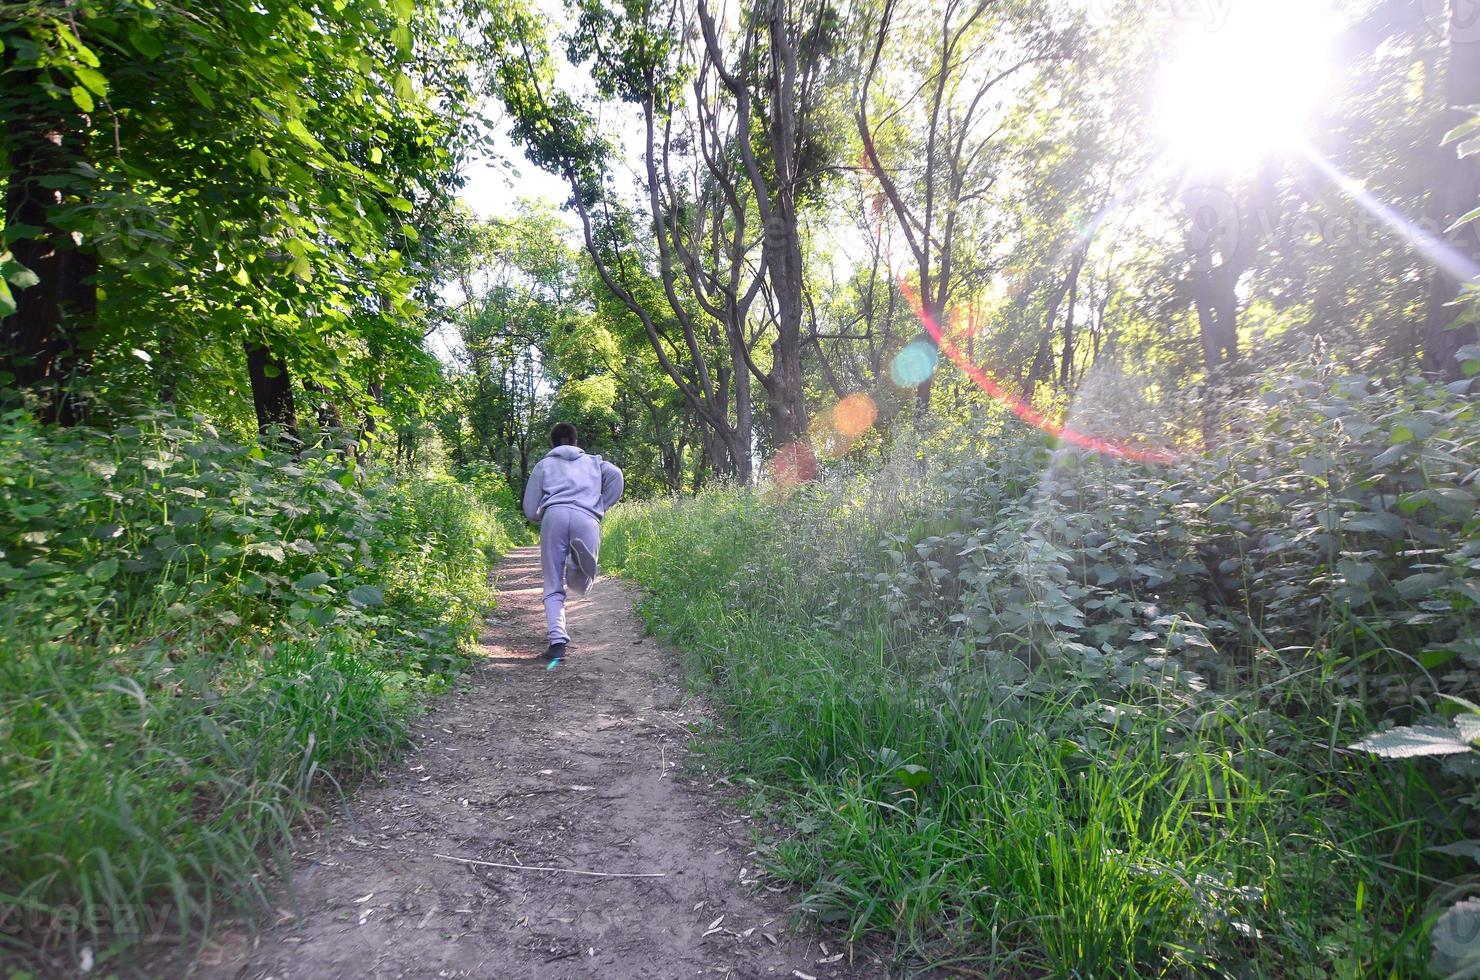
1304,148 -> 1480,286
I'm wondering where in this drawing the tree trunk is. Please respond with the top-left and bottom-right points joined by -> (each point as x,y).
728,335 -> 754,482
1,61 -> 96,421
1059,267 -> 1079,388
1423,6 -> 1480,379
244,342 -> 299,440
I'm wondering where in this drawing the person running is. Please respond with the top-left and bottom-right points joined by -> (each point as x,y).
521,422 -> 624,667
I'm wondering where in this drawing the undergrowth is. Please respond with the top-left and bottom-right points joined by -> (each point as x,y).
604,367 -> 1478,977
0,411 -> 526,969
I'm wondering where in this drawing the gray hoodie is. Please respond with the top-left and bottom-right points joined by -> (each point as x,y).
522,445 -> 625,523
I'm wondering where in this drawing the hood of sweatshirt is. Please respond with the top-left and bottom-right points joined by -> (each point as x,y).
546,445 -> 589,462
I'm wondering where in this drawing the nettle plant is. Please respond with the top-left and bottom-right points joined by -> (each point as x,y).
0,409 -> 499,681
1354,700 -> 1480,976
830,367 -> 1478,706
0,411 -> 383,639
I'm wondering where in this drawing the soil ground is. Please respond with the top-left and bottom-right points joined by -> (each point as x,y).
187,546 -> 885,979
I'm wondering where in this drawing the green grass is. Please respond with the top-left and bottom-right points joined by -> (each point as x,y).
0,412 -> 527,967
604,478 -> 1441,977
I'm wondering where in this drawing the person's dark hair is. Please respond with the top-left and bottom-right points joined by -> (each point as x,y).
550,422 -> 579,448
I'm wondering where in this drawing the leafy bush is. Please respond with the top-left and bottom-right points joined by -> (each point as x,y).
604,367 -> 1477,976
0,411 -> 519,966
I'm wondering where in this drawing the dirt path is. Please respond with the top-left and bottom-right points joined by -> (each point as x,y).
194,547 -> 882,979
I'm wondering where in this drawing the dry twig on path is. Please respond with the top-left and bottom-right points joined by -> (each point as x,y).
431,852 -> 666,879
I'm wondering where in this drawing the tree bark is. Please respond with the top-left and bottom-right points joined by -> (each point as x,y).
244,341 -> 299,440
1,59 -> 97,421
759,0 -> 810,445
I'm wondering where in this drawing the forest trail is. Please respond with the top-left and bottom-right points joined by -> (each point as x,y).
191,546 -> 878,980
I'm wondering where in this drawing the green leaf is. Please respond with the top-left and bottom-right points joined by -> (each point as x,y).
73,65 -> 108,97
1420,648 -> 1461,669
0,279 -> 15,317
248,541 -> 286,562
2,225 -> 43,246
70,86 -> 94,113
172,506 -> 206,526
185,77 -> 215,110
129,29 -> 163,59
391,23 -> 413,56
294,571 -> 331,591
1395,571 -> 1449,598
1431,840 -> 1480,865
4,260 -> 39,290
247,147 -> 271,178
895,764 -> 932,789
348,584 -> 384,607
284,117 -> 321,149
1447,204 -> 1480,232
393,0 -> 415,19
1351,725 -> 1476,759
1342,511 -> 1404,538
1458,345 -> 1480,377
87,558 -> 119,582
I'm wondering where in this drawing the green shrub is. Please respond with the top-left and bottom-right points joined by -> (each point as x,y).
0,411 -> 516,965
604,367 -> 1476,976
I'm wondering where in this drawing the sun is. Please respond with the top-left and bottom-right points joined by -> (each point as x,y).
1156,0 -> 1339,173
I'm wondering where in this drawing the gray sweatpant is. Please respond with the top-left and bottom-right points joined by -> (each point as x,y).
539,505 -> 600,644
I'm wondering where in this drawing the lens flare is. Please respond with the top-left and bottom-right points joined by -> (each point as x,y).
771,440 -> 818,486
812,392 -> 879,460
899,281 -> 1174,464
890,340 -> 939,388
833,392 -> 877,439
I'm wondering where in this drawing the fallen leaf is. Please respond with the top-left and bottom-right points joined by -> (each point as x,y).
353,892 -> 374,904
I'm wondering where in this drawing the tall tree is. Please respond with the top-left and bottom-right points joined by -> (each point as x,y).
857,0 -> 1067,416
1423,0 -> 1480,379
1,0 -> 484,434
